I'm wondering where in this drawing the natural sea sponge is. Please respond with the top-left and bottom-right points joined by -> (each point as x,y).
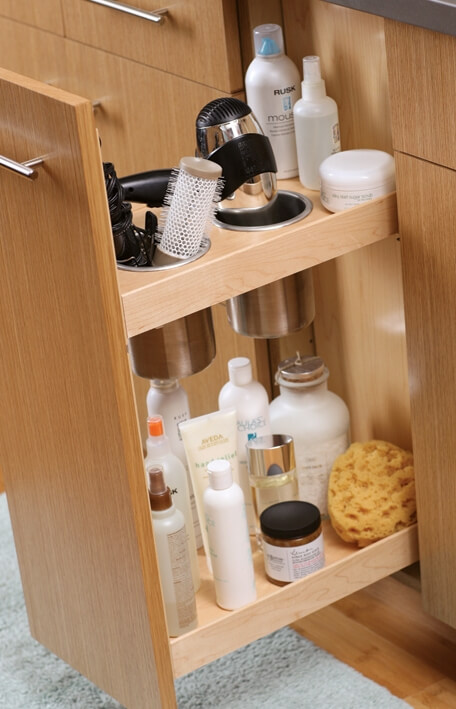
328,440 -> 416,547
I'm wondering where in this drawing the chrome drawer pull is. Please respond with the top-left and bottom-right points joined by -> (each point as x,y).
0,155 -> 44,180
86,0 -> 168,23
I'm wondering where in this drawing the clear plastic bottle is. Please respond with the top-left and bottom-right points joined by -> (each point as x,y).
218,357 -> 272,534
293,56 -> 341,190
144,415 -> 200,590
203,459 -> 257,610
269,354 -> 350,517
148,467 -> 197,637
245,23 -> 301,179
146,379 -> 202,548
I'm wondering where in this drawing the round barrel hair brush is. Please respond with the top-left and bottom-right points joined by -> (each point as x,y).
153,156 -> 223,267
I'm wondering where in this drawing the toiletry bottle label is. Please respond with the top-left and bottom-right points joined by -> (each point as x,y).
297,433 -> 349,516
331,122 -> 341,153
167,526 -> 197,629
263,536 -> 325,582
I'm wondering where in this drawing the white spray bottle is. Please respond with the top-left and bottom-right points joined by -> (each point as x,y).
145,415 -> 200,591
293,55 -> 341,190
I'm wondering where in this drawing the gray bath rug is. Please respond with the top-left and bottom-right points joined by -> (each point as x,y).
0,494 -> 408,708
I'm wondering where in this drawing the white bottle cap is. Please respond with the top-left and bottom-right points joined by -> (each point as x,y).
253,24 -> 284,57
228,357 -> 252,386
302,55 -> 326,100
207,459 -> 233,490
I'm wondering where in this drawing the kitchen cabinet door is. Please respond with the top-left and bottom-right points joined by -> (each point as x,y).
0,67 -> 175,707
395,152 -> 456,628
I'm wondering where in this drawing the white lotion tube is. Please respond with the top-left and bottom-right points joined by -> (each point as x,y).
179,408 -> 238,570
203,459 -> 256,610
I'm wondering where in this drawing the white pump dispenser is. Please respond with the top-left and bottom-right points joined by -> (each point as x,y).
293,56 -> 341,190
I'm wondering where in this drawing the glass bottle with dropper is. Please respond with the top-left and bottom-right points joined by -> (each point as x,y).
148,466 -> 197,637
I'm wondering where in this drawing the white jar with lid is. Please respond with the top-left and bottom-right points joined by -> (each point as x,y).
319,149 -> 395,213
269,354 -> 350,517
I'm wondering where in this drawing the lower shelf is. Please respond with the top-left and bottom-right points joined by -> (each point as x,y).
170,521 -> 419,677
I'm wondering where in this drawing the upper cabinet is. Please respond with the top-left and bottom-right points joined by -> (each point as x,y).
385,21 -> 456,169
0,0 -> 64,34
61,0 -> 243,92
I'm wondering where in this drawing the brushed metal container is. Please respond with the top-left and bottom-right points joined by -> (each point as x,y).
128,307 -> 216,379
226,270 -> 315,339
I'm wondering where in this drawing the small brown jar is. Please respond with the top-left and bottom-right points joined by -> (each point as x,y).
260,501 -> 325,586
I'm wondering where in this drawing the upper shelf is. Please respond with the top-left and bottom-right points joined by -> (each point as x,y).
322,0 -> 456,37
116,179 -> 398,338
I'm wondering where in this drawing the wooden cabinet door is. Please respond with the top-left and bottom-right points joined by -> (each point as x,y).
0,0 -> 64,34
62,0 -> 243,92
0,67 -> 175,707
395,153 -> 456,629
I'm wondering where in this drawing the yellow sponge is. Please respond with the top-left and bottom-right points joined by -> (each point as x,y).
328,440 -> 416,547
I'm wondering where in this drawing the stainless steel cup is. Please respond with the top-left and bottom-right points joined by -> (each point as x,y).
128,307 -> 216,379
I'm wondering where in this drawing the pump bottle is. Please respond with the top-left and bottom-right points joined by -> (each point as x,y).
218,357 -> 271,534
293,55 -> 341,190
145,415 -> 200,590
147,378 -> 202,548
245,23 -> 301,179
148,467 -> 197,637
203,459 -> 257,610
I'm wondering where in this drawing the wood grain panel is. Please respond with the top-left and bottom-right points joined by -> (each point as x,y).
284,0 -> 393,153
0,17 -> 234,176
62,0 -> 243,92
385,20 -> 456,169
395,153 -> 456,628
313,235 -> 411,450
171,523 -> 418,677
120,191 -> 399,336
0,68 -> 175,707
0,0 -> 63,34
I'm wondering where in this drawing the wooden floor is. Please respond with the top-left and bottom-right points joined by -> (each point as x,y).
292,571 -> 456,707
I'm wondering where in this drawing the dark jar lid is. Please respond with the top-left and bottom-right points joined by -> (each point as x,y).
260,501 -> 321,540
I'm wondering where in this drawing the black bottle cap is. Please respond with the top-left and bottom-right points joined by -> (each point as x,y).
260,501 -> 321,540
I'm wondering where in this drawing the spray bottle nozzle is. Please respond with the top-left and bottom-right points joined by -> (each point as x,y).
303,56 -> 322,83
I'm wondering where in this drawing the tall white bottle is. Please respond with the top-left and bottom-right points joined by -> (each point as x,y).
293,55 -> 341,190
245,23 -> 301,179
148,467 -> 197,637
218,357 -> 272,535
144,415 -> 200,591
269,354 -> 350,517
203,459 -> 257,610
146,378 -> 202,548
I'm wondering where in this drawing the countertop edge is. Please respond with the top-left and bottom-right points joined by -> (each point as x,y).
322,0 -> 456,38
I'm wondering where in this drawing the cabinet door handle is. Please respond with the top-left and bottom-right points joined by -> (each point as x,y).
0,155 -> 44,180
86,0 -> 168,23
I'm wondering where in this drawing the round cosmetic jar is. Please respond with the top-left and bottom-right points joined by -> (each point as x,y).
260,500 -> 325,586
319,149 -> 396,213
